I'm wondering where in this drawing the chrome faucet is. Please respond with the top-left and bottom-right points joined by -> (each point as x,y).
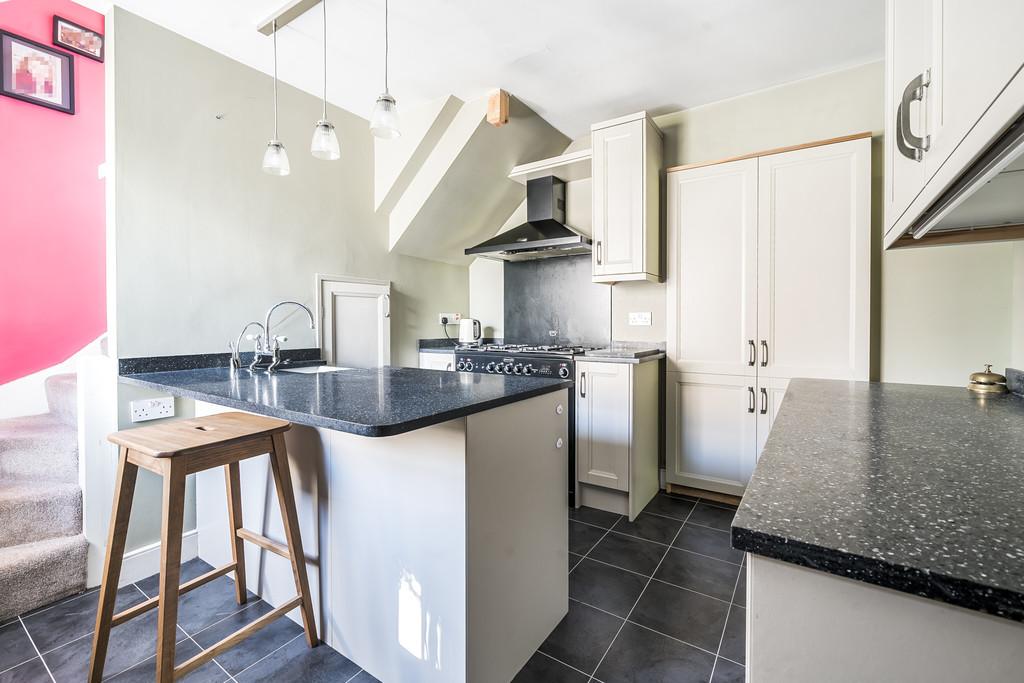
251,301 -> 317,372
230,321 -> 266,370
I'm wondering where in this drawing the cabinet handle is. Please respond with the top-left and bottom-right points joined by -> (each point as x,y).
445,363 -> 452,371
899,70 -> 931,159
747,339 -> 756,366
747,386 -> 755,413
383,293 -> 391,318
895,103 -> 921,161
760,340 -> 768,367
760,387 -> 768,415
595,241 -> 602,265
580,372 -> 586,398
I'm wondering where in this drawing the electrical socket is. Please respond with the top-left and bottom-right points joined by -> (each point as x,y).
438,313 -> 462,325
628,311 -> 653,326
130,397 -> 175,423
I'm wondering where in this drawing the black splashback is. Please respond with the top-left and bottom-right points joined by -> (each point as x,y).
503,254 -> 611,346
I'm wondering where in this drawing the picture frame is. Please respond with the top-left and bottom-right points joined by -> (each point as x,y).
52,15 -> 104,62
0,30 -> 74,115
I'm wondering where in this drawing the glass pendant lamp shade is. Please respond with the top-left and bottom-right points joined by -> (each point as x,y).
311,120 -> 340,160
370,92 -> 400,139
262,140 -> 290,175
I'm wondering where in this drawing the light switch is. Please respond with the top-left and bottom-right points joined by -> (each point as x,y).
628,311 -> 653,326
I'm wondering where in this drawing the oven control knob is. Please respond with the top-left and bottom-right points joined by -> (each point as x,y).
456,361 -> 466,371
464,360 -> 474,372
523,364 -> 535,376
503,363 -> 514,373
558,366 -> 570,379
486,362 -> 496,373
513,363 -> 524,375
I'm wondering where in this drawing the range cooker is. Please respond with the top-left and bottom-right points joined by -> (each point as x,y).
454,343 -> 596,505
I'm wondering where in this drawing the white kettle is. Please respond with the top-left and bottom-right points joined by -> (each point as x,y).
458,318 -> 482,344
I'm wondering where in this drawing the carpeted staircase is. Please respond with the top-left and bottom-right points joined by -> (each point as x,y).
0,374 -> 88,620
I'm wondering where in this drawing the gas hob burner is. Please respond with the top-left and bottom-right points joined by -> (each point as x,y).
459,343 -> 598,357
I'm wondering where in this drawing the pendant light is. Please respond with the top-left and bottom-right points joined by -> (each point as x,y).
369,0 -> 400,139
262,19 -> 291,176
310,0 -> 340,160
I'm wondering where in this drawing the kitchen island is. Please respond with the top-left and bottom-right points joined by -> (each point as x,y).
733,379 -> 1024,682
120,365 -> 572,683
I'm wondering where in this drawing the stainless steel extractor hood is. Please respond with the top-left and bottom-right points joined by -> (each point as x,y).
465,176 -> 591,261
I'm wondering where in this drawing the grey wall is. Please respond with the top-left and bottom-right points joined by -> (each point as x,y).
112,9 -> 468,368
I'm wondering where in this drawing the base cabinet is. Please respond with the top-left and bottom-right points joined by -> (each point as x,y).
419,351 -> 454,371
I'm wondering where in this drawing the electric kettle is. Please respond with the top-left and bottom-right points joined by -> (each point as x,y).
459,318 -> 482,344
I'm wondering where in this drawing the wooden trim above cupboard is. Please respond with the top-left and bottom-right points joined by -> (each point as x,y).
664,131 -> 873,174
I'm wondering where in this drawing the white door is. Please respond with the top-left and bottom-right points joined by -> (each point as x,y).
757,138 -> 871,381
666,372 -> 757,497
575,361 -> 631,492
592,119 -> 643,277
755,377 -> 789,460
666,159 -> 758,375
318,275 -> 391,368
884,0 -> 933,232
418,352 -> 454,371
925,0 -> 1024,179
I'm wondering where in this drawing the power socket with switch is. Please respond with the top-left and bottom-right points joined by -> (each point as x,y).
130,397 -> 175,423
439,313 -> 462,325
628,311 -> 653,326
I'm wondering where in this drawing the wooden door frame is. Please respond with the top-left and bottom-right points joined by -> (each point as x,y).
315,274 -> 391,367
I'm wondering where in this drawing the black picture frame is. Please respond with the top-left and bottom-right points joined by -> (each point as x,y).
0,30 -> 75,115
52,15 -> 104,62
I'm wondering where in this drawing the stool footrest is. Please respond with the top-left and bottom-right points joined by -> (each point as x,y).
175,596 -> 306,678
237,528 -> 291,559
111,563 -> 238,627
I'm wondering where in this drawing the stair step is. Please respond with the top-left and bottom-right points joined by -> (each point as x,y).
0,535 -> 88,621
0,413 -> 78,483
44,373 -> 77,426
0,481 -> 82,549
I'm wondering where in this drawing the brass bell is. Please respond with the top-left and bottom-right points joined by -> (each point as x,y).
968,364 -> 1008,395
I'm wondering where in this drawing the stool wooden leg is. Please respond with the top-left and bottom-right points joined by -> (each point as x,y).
156,458 -> 187,682
224,462 -> 248,605
89,447 -> 139,683
268,433 -> 319,647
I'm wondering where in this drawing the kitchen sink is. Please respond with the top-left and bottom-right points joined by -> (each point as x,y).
280,365 -> 351,374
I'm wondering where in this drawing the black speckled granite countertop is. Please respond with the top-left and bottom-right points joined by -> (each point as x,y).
732,378 -> 1024,622
120,366 -> 571,437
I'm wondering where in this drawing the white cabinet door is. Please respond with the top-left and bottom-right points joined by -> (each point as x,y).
576,361 -> 631,492
755,377 -> 789,460
884,0 -> 933,233
666,159 -> 758,375
319,276 -> 391,368
592,118 -> 645,278
925,0 -> 1024,180
418,352 -> 454,371
666,372 -> 757,497
757,138 -> 871,381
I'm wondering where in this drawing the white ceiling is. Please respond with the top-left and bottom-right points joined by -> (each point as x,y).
109,0 -> 885,138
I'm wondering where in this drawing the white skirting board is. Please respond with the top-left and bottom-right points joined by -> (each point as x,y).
115,530 -> 199,587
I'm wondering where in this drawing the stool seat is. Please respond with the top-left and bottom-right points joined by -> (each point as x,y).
108,412 -> 290,457
89,412 -> 317,682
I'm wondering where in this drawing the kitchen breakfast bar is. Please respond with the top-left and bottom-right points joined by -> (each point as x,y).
119,365 -> 572,683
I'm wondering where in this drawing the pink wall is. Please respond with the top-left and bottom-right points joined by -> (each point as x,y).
0,0 -> 105,385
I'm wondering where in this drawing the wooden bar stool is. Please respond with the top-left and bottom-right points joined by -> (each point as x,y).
88,412 -> 318,682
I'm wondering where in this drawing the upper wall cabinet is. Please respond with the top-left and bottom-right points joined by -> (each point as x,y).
884,0 -> 1024,247
591,112 -> 663,283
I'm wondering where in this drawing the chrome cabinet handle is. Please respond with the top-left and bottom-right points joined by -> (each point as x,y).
445,362 -> 452,371
760,387 -> 768,415
895,102 -> 920,161
747,339 -> 756,366
747,386 -> 755,413
595,241 -> 603,265
383,293 -> 391,318
580,372 -> 587,398
899,70 -> 931,160
760,340 -> 768,367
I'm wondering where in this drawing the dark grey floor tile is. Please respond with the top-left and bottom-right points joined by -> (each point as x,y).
0,657 -> 51,683
42,609 -> 189,682
569,521 -> 606,555
569,506 -> 622,530
569,559 -> 648,618
588,533 -> 667,577
686,503 -> 735,532
569,552 -> 585,572
673,525 -> 743,564
719,607 -> 745,665
655,550 -> 741,601
191,601 -> 301,674
595,621 -> 715,683
630,580 -> 729,653
135,558 -> 215,598
612,514 -> 682,545
538,600 -> 622,675
711,658 -> 745,683
234,636 -> 359,682
513,652 -> 588,683
642,495 -> 696,521
734,568 -> 746,606
106,637 -> 226,682
175,577 -> 256,636
23,584 -> 146,654
0,621 -> 34,672
348,671 -> 380,682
